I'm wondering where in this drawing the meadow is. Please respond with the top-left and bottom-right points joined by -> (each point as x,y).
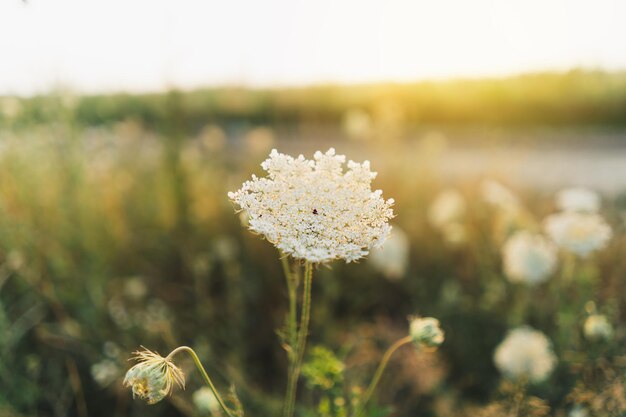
1,71 -> 626,417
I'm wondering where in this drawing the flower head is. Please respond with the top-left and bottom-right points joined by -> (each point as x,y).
494,326 -> 556,383
123,347 -> 185,404
544,212 -> 612,257
409,317 -> 445,350
502,231 -> 557,285
556,187 -> 600,213
228,148 -> 394,263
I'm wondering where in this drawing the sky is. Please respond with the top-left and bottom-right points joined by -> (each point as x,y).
0,0 -> 625,95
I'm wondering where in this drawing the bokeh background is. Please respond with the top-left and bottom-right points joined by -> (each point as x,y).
1,1 -> 626,416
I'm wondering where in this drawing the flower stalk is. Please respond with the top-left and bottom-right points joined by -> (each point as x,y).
165,346 -> 235,417
124,346 -> 235,417
353,335 -> 412,417
284,261 -> 313,417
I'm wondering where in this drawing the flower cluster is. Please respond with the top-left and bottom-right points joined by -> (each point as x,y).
502,231 -> 557,285
544,212 -> 612,257
494,326 -> 556,383
228,148 -> 394,263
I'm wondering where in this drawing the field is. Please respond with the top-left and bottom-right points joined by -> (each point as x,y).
1,71 -> 626,417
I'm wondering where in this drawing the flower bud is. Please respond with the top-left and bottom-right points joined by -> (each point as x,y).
123,348 -> 185,404
409,317 -> 444,350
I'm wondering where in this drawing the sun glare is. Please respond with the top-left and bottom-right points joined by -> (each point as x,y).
0,0 -> 625,95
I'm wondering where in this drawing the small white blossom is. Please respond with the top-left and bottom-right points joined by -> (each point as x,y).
228,148 -> 394,263
494,326 -> 556,383
583,314 -> 613,341
428,189 -> 466,229
556,187 -> 600,213
502,231 -> 557,285
544,212 -> 612,257
369,227 -> 410,280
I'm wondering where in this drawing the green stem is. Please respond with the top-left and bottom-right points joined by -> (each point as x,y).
284,261 -> 313,417
281,254 -> 299,417
353,336 -> 413,417
166,346 -> 235,417
281,254 -> 298,359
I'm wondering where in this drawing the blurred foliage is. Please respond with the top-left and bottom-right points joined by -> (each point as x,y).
0,73 -> 625,417
1,70 -> 626,133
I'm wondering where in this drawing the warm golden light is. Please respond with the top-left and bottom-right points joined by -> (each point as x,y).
0,0 -> 625,95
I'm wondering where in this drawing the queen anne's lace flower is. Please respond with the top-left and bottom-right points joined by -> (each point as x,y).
228,148 -> 394,263
494,326 -> 556,383
502,231 -> 557,285
544,212 -> 612,257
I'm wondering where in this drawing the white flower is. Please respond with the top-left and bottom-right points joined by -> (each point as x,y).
544,212 -> 612,257
428,189 -> 466,228
409,317 -> 445,350
369,227 -> 409,280
502,231 -> 557,285
556,187 -> 600,213
583,314 -> 613,341
228,148 -> 394,263
494,326 -> 556,383
481,180 -> 519,210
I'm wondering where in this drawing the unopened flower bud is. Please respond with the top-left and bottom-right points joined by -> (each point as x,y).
409,317 -> 444,350
123,348 -> 185,404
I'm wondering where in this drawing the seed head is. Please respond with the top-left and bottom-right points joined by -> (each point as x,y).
123,347 -> 185,404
